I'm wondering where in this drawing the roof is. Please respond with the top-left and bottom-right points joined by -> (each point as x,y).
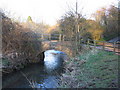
108,37 -> 120,42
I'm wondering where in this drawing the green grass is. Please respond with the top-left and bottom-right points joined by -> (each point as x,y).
59,49 -> 118,88
78,51 -> 118,88
2,58 -> 10,67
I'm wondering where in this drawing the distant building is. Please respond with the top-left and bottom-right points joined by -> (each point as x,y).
108,37 -> 120,43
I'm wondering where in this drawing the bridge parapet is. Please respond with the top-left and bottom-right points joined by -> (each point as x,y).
39,34 -> 75,42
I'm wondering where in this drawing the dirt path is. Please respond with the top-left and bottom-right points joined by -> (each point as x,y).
89,44 -> 120,55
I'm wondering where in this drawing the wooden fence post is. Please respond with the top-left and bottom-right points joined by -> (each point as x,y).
59,34 -> 61,41
87,39 -> 90,48
113,42 -> 116,52
94,40 -> 96,49
63,35 -> 65,41
102,41 -> 105,50
41,34 -> 44,40
49,34 -> 51,40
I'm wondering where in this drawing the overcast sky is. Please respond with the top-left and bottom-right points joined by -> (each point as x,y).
0,0 -> 118,25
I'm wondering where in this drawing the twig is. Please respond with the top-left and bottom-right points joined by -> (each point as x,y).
20,71 -> 35,88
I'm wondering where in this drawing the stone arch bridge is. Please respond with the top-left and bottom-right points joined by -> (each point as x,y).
38,34 -> 74,56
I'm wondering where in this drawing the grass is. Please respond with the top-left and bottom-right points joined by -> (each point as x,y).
59,49 -> 119,88
20,71 -> 37,88
2,58 -> 10,67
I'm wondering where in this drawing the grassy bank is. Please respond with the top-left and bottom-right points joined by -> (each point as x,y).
59,49 -> 118,88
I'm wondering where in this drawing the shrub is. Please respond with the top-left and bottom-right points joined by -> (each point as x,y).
1,12 -> 42,73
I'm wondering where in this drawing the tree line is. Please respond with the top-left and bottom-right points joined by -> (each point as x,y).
58,5 -> 119,42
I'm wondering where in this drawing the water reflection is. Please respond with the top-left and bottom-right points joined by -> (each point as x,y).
34,75 -> 59,88
2,63 -> 62,88
44,50 -> 67,72
3,50 -> 67,88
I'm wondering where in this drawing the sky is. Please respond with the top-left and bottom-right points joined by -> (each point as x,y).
0,0 -> 118,25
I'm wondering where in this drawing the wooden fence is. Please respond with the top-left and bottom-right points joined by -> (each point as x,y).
87,39 -> 120,54
4,33 -> 119,60
30,33 -> 120,54
40,34 -> 76,41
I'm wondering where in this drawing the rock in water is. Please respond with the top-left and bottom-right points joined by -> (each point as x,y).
44,50 -> 67,71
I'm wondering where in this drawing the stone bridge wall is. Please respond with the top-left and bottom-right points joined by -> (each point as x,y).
41,40 -> 74,56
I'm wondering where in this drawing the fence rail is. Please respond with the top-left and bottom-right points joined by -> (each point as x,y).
38,34 -> 120,54
87,39 -> 120,54
3,33 -> 120,61
8,33 -> 119,54
39,34 -> 76,41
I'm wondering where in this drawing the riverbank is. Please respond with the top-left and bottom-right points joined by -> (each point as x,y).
59,48 -> 119,88
2,63 -> 45,88
1,51 -> 44,75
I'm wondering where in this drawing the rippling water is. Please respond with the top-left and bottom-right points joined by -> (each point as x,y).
2,62 -> 64,88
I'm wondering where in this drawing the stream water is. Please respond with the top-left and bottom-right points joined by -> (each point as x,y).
2,62 -> 64,88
